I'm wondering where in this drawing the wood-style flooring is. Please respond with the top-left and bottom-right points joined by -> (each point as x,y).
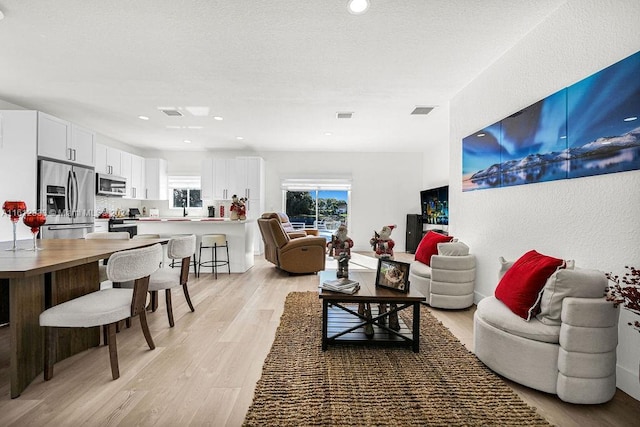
0,253 -> 639,426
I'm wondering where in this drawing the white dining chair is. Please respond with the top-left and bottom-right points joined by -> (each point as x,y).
39,243 -> 163,381
122,234 -> 196,327
85,231 -> 131,288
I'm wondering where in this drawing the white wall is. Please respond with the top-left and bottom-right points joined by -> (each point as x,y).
449,0 -> 640,400
421,102 -> 451,189
259,151 -> 423,252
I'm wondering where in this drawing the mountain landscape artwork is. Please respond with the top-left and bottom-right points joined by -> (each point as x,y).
462,50 -> 640,192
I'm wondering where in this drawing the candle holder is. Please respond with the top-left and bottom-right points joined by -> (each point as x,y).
3,201 -> 27,251
23,212 -> 47,251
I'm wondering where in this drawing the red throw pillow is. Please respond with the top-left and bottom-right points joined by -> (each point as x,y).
495,250 -> 565,320
415,231 -> 453,266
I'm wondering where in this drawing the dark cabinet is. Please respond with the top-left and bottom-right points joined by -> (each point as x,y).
406,214 -> 425,254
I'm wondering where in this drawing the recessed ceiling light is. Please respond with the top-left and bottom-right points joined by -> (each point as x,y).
213,116 -> 224,121
348,0 -> 369,15
623,116 -> 637,122
184,140 -> 192,144
324,132 -> 333,136
236,136 -> 244,140
336,112 -> 353,119
138,115 -> 149,120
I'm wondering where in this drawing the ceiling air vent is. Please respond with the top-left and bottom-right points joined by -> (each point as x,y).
160,109 -> 183,117
411,106 -> 434,116
336,112 -> 353,119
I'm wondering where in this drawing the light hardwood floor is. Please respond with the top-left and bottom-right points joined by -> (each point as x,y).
0,253 -> 639,426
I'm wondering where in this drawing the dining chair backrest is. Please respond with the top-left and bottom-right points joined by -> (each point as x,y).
106,244 -> 162,283
167,234 -> 196,260
86,231 -> 130,240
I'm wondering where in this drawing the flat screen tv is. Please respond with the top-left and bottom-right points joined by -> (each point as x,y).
420,186 -> 449,225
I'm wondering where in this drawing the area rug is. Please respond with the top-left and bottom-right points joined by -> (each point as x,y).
243,292 -> 550,427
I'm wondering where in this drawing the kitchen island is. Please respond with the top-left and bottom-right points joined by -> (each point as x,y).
135,218 -> 256,273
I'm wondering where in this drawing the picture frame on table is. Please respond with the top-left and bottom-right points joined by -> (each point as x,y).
375,258 -> 410,293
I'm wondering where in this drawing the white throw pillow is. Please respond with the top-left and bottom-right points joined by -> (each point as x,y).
536,267 -> 607,326
437,241 -> 469,256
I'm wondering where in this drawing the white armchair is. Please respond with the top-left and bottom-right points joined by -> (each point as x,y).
473,261 -> 619,404
409,241 -> 476,309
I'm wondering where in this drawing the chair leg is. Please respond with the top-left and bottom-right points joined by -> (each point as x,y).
165,289 -> 175,328
213,244 -> 218,280
44,327 -> 55,381
138,309 -> 155,350
102,325 -> 108,346
183,283 -> 195,312
226,243 -> 231,274
107,323 -> 120,380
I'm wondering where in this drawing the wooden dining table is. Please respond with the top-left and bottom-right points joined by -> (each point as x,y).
0,237 -> 168,398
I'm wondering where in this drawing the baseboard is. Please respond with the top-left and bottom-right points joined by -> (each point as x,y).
617,364 -> 640,401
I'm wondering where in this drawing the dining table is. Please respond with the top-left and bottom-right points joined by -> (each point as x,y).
0,237 -> 168,398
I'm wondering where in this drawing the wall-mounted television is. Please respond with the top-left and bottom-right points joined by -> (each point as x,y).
420,186 -> 449,225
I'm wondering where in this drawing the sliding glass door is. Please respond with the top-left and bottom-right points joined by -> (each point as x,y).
285,190 -> 349,239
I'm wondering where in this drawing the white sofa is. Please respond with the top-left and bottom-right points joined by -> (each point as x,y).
474,260 -> 620,404
409,241 -> 476,309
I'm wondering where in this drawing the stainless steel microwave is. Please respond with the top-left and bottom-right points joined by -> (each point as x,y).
96,173 -> 127,196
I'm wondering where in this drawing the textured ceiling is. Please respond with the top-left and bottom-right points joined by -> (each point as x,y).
0,0 -> 566,152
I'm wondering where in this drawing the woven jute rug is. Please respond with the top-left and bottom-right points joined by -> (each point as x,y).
243,291 -> 551,427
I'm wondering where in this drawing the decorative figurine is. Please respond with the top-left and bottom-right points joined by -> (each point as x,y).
370,224 -> 400,330
327,225 -> 353,278
327,225 -> 354,258
229,194 -> 247,220
337,252 -> 350,278
370,225 -> 396,259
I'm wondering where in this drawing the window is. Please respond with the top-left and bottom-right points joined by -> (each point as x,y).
168,176 -> 202,209
281,177 -> 351,240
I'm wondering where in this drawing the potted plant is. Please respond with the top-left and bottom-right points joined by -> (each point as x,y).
606,266 -> 640,332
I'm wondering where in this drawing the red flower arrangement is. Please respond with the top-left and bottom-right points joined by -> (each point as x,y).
606,266 -> 640,333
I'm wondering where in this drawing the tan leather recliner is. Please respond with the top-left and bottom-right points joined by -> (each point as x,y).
258,213 -> 326,274
264,212 -> 319,238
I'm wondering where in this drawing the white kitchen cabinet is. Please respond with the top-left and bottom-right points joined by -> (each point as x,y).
201,159 -> 214,200
145,158 -> 167,200
95,143 -> 123,176
70,124 -> 96,167
213,158 -> 238,200
94,219 -> 109,233
120,151 -> 132,197
235,157 -> 265,219
37,112 -> 94,167
130,154 -> 145,200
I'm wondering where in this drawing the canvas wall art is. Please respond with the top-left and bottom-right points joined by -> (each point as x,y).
462,50 -> 639,192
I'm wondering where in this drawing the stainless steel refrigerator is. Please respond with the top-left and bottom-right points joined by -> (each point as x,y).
38,159 -> 95,239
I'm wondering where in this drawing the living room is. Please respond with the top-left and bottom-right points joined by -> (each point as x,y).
0,0 -> 639,425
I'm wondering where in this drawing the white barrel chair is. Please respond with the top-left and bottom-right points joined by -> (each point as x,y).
474,260 -> 619,404
409,241 -> 476,309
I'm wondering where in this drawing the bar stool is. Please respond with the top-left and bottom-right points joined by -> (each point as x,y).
197,234 -> 230,279
169,234 -> 197,273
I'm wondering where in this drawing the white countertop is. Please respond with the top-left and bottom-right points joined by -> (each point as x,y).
133,217 -> 254,223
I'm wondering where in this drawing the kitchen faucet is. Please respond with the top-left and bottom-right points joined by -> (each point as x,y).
183,199 -> 188,217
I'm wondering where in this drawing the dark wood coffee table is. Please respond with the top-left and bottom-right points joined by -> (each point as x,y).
318,270 -> 426,352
